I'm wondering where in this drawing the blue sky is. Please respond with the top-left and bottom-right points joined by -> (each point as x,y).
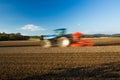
0,0 -> 120,35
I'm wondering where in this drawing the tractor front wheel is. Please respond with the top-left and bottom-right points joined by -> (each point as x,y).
40,40 -> 52,48
57,37 -> 71,47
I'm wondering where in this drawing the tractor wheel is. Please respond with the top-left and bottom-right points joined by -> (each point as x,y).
57,37 -> 71,47
40,40 -> 52,48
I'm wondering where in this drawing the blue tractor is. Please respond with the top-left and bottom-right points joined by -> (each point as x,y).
40,28 -> 72,47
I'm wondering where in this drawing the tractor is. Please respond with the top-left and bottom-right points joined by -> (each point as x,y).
40,28 -> 94,47
40,28 -> 72,47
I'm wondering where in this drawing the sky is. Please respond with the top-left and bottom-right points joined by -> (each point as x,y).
0,0 -> 120,35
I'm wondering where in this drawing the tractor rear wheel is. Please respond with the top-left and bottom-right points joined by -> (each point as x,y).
40,40 -> 52,48
57,37 -> 71,47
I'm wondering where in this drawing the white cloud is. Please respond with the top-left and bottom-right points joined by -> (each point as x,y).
21,24 -> 45,31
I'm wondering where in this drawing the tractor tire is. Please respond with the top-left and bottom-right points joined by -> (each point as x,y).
57,37 -> 71,47
40,40 -> 52,48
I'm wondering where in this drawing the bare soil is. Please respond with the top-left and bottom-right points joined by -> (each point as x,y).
0,38 -> 120,80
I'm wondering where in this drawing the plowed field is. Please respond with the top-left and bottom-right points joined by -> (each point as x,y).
0,38 -> 120,80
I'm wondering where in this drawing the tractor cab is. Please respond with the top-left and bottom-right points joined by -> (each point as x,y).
54,28 -> 66,37
43,28 -> 67,39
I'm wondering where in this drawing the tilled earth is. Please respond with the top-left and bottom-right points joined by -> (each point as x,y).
0,46 -> 120,80
0,39 -> 120,80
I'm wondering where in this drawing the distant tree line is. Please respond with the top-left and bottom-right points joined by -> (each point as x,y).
0,32 -> 30,41
62,33 -> 120,38
83,34 -> 120,38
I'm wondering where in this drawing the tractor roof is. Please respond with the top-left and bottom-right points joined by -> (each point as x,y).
54,28 -> 66,31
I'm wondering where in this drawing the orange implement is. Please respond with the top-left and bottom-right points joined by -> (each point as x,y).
70,42 -> 84,47
70,41 -> 94,47
70,32 -> 94,47
72,32 -> 83,42
72,32 -> 83,39
81,39 -> 94,46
